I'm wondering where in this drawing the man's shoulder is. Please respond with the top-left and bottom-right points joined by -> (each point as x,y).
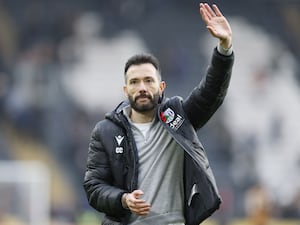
160,96 -> 184,110
91,118 -> 120,136
94,117 -> 120,130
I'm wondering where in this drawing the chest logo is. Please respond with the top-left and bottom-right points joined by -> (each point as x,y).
115,135 -> 124,146
160,108 -> 175,123
160,108 -> 184,130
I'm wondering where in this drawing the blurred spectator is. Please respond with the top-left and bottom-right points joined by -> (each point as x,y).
58,11 -> 148,113
4,40 -> 59,137
0,4 -> 18,68
282,187 -> 300,219
202,17 -> 300,216
245,183 -> 272,225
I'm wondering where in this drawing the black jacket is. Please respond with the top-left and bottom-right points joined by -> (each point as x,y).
83,48 -> 234,225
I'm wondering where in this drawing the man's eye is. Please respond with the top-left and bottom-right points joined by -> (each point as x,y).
146,79 -> 153,83
130,80 -> 137,85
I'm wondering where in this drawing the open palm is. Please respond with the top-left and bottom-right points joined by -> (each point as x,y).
200,3 -> 232,49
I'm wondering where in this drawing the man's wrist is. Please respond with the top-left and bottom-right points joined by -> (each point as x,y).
121,193 -> 129,209
217,43 -> 233,56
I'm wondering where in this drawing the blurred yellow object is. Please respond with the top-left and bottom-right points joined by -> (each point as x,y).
76,210 -> 101,225
0,214 -> 26,225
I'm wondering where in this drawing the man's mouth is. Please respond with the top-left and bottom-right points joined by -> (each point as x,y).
136,95 -> 151,102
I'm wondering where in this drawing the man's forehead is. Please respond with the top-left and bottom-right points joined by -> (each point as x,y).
126,63 -> 157,77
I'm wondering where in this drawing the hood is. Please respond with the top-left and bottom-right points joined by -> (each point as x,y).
104,100 -> 129,125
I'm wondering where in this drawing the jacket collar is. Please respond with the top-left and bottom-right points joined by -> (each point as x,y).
106,97 -> 167,124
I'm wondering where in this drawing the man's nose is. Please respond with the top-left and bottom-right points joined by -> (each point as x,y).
138,81 -> 147,91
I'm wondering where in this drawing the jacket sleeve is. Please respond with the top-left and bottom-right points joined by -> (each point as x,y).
183,47 -> 234,129
83,123 -> 127,218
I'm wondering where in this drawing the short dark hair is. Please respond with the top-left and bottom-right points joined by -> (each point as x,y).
124,53 -> 161,79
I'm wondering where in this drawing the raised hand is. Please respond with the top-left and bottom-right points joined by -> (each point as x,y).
199,3 -> 232,49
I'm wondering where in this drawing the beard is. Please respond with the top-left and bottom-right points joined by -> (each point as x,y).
128,92 -> 160,113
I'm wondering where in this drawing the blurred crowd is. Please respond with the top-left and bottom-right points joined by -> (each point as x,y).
0,0 -> 299,224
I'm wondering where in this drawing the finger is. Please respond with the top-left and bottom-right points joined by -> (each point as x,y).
139,203 -> 151,209
212,4 -> 223,17
199,3 -> 211,23
127,197 -> 146,207
204,3 -> 216,18
130,203 -> 151,215
135,206 -> 151,215
126,194 -> 149,207
134,204 -> 151,214
133,201 -> 151,209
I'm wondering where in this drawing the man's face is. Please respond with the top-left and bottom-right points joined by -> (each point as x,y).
123,63 -> 165,113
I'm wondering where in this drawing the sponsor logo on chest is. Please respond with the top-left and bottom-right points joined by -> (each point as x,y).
160,108 -> 184,130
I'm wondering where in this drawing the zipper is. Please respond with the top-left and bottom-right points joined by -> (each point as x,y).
119,114 -> 138,191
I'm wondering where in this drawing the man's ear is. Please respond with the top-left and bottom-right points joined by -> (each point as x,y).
159,81 -> 166,94
123,85 -> 128,98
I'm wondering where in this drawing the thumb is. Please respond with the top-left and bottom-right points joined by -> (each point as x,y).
206,26 -> 218,38
132,190 -> 144,199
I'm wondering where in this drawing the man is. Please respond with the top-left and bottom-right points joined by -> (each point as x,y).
83,3 -> 234,225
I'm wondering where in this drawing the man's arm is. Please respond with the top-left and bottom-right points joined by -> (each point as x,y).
183,3 -> 234,129
83,123 -> 127,217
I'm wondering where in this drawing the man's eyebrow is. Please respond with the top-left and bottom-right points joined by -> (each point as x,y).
129,75 -> 155,80
143,76 -> 155,79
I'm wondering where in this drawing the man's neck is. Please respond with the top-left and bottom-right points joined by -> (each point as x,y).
130,109 -> 156,123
